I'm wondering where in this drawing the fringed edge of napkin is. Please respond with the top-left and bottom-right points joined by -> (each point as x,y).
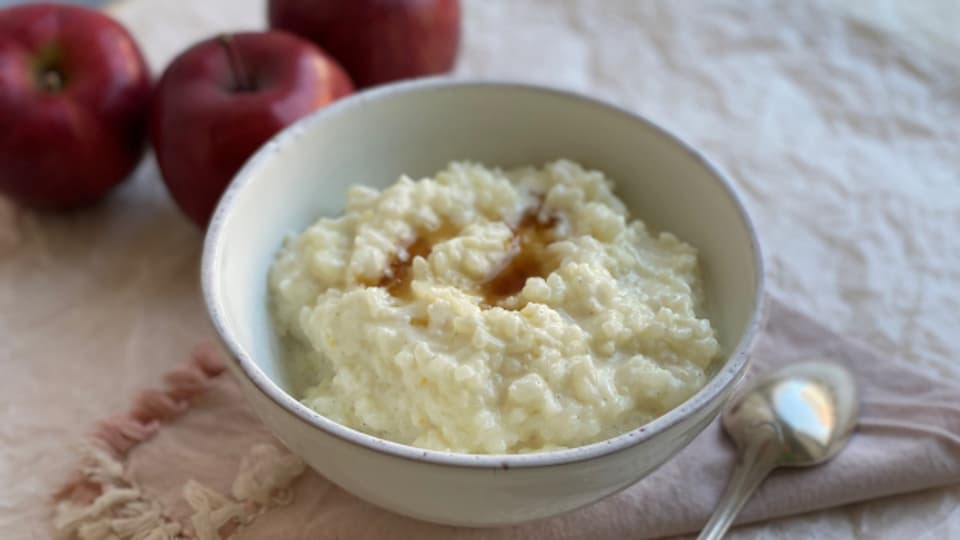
50,343 -> 307,540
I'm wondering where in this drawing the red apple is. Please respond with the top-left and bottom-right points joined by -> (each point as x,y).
268,0 -> 460,88
151,31 -> 353,227
0,3 -> 151,209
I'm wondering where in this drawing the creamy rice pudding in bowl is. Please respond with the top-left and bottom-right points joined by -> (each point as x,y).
202,80 -> 763,526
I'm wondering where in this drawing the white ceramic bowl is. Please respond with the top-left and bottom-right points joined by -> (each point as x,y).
202,80 -> 764,526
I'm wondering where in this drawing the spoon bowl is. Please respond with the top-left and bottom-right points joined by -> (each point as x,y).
698,361 -> 859,540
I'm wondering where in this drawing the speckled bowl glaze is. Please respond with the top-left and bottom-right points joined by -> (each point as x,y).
202,80 -> 764,526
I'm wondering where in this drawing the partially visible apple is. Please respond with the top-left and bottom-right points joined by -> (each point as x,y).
0,3 -> 151,209
268,0 -> 460,88
151,31 -> 353,227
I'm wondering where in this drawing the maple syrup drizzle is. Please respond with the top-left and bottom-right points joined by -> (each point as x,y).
376,235 -> 434,300
362,201 -> 560,310
480,207 -> 559,307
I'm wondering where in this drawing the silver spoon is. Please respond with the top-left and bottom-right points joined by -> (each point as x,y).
697,361 -> 859,540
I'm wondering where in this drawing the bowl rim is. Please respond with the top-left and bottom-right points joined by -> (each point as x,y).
202,78 -> 765,469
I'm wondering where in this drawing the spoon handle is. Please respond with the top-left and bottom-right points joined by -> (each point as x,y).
697,427 -> 780,540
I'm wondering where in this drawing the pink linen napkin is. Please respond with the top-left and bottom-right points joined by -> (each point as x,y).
52,297 -> 960,539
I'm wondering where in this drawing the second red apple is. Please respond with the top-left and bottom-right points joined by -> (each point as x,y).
268,0 -> 460,88
151,31 -> 353,227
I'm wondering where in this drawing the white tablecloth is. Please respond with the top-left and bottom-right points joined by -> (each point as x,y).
2,0 -> 958,538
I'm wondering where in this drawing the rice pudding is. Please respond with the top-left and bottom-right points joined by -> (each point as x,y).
269,160 -> 719,454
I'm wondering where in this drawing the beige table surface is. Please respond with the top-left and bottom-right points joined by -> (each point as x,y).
2,0 -> 959,538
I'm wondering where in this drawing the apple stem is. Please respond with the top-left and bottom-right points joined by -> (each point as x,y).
218,34 -> 252,92
41,70 -> 64,92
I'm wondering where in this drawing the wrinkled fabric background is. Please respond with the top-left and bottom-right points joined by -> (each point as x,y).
2,0 -> 958,538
